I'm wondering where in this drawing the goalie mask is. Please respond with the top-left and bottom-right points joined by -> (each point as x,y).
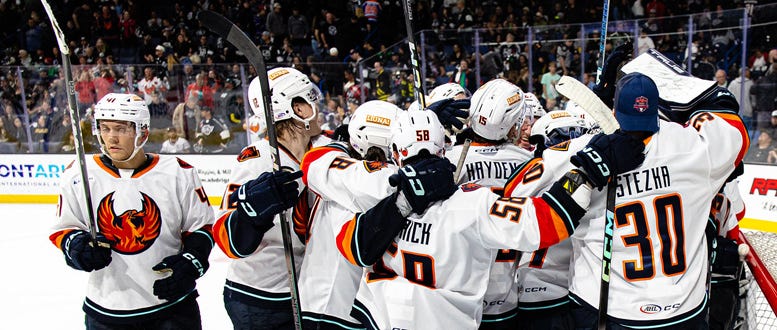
348,100 -> 401,158
530,110 -> 590,148
391,110 -> 446,165
523,92 -> 547,122
469,79 -> 527,141
248,67 -> 321,130
93,93 -> 150,161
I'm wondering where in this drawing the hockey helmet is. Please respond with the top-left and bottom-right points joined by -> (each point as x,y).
530,110 -> 591,147
428,82 -> 470,104
92,93 -> 150,160
248,67 -> 321,129
391,110 -> 446,164
468,79 -> 527,141
348,100 -> 401,158
523,92 -> 547,120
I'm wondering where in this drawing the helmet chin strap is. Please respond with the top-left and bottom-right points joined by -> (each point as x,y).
98,132 -> 148,163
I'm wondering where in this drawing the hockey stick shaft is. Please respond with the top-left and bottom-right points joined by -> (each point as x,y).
401,0 -> 428,108
595,0 -> 611,85
41,0 -> 99,243
197,11 -> 303,330
453,139 -> 472,184
554,75 -> 618,329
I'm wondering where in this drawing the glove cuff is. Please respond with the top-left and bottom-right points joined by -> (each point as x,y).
395,192 -> 413,217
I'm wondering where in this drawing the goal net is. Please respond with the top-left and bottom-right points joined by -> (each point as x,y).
739,230 -> 777,329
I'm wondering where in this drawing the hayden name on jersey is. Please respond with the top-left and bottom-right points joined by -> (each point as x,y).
214,135 -> 330,307
50,154 -> 214,323
298,143 -> 397,326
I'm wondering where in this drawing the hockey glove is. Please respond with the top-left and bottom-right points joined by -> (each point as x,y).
229,170 -> 302,229
593,41 -> 633,108
426,98 -> 470,135
543,170 -> 593,226
62,231 -> 112,272
152,252 -> 208,301
570,132 -> 646,189
389,157 -> 457,215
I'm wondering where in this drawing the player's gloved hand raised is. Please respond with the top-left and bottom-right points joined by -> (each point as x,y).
570,132 -> 645,189
152,252 -> 208,301
229,170 -> 302,228
426,98 -> 470,135
62,231 -> 112,272
389,157 -> 457,215
593,41 -> 633,108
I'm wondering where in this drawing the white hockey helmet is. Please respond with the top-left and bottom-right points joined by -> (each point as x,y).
348,100 -> 401,158
530,110 -> 591,147
427,82 -> 470,104
248,67 -> 321,129
406,100 -> 424,112
523,92 -> 547,120
92,93 -> 150,160
391,110 -> 446,164
565,101 -> 602,134
468,79 -> 527,141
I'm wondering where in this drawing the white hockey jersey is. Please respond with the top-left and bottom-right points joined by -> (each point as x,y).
538,113 -> 747,327
298,144 -> 396,327
341,183 -> 579,329
214,136 -> 329,307
445,141 -> 532,320
50,154 -> 214,322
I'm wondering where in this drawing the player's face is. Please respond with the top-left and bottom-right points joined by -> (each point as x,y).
99,120 -> 137,161
294,101 -> 322,136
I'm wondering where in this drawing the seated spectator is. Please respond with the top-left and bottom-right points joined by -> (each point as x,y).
159,127 -> 191,153
194,107 -> 228,153
172,95 -> 201,142
746,130 -> 777,163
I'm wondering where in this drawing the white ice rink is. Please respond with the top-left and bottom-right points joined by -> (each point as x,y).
0,203 -> 233,329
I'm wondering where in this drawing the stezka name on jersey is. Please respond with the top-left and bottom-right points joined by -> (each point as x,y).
615,165 -> 671,198
465,161 -> 521,182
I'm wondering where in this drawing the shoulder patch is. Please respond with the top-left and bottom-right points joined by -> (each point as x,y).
176,157 -> 193,169
363,160 -> 388,173
460,182 -> 483,192
237,146 -> 260,162
548,140 -> 571,151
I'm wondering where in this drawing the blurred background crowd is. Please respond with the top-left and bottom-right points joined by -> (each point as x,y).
0,0 -> 776,163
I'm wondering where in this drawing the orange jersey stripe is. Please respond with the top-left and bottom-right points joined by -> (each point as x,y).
336,218 -> 359,265
531,197 -> 570,248
213,211 -> 240,259
49,229 -> 75,249
132,154 -> 160,178
715,113 -> 749,166
93,155 -> 120,178
503,158 -> 543,197
300,146 -> 343,185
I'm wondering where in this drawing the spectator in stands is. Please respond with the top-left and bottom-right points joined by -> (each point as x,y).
17,49 -> 32,68
173,33 -> 193,61
373,61 -> 391,101
96,5 -> 120,48
715,69 -> 728,88
729,67 -> 755,135
288,7 -> 310,56
751,62 -> 777,131
186,73 -> 215,109
48,115 -> 71,146
93,68 -> 115,101
194,107 -> 228,153
137,66 -> 168,105
11,116 -> 26,144
75,70 -> 96,115
173,94 -> 201,142
541,61 -> 562,105
266,2 -> 287,48
0,116 -> 10,143
637,29 -> 655,55
160,127 -> 191,153
32,114 -> 49,152
316,11 -> 341,58
119,10 -> 138,48
452,59 -> 477,94
745,130 -> 776,163
148,92 -> 170,133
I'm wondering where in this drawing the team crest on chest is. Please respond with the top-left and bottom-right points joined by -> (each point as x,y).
97,192 -> 162,254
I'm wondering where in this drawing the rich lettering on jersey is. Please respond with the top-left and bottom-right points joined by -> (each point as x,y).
398,219 -> 431,245
615,165 -> 671,197
97,192 -> 162,254
465,161 -> 521,182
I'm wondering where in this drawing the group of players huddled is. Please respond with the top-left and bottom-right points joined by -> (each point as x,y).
50,44 -> 749,330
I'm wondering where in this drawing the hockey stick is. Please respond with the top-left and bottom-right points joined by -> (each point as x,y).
555,75 -> 618,330
595,0 -> 611,84
401,0 -> 428,108
40,0 -> 102,246
453,139 -> 472,184
197,11 -> 303,330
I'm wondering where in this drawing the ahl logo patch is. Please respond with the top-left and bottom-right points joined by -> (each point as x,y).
633,96 -> 649,112
640,304 -> 662,314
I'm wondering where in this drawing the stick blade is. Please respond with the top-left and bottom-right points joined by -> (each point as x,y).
556,76 -> 620,134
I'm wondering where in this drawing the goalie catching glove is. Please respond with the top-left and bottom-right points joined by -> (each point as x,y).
570,132 -> 646,189
389,157 -> 458,216
229,170 -> 302,230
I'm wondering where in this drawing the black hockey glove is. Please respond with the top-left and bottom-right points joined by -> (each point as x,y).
389,157 -> 457,215
152,252 -> 208,301
593,41 -> 633,108
229,170 -> 302,229
570,132 -> 646,189
62,231 -> 112,272
426,98 -> 470,135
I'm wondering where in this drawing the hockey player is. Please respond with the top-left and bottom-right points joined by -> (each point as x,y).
336,110 -> 645,329
297,100 -> 401,329
213,67 -> 330,329
50,93 -> 215,329
505,109 -> 595,330
558,72 -> 748,328
444,79 -> 532,328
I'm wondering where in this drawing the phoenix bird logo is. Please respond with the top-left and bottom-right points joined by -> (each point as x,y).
97,192 -> 162,254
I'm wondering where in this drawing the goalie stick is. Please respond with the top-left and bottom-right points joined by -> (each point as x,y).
453,139 -> 472,184
556,75 -> 619,330
40,0 -> 103,247
401,0 -> 428,108
197,11 -> 303,330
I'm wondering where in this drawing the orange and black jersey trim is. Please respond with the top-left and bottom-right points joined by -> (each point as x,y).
94,154 -> 161,178
503,157 -> 544,197
337,194 -> 406,267
300,143 -> 350,185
